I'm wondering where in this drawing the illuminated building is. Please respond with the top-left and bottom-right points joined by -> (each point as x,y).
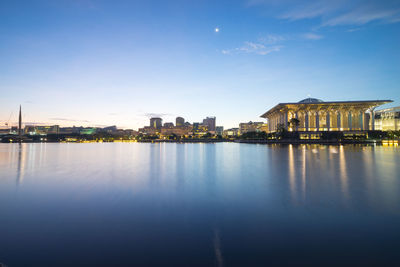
259,123 -> 268,133
24,125 -> 36,135
261,98 -> 392,133
138,126 -> 158,135
150,117 -> 162,129
80,128 -> 96,135
10,126 -> 18,134
176,117 -> 185,126
36,125 -> 60,135
216,126 -> 224,135
101,126 -> 117,133
60,126 -> 82,134
239,121 -> 265,134
375,106 -> 400,131
192,122 -> 208,136
203,117 -> 216,132
161,126 -> 192,136
223,128 -> 239,137
163,122 -> 174,128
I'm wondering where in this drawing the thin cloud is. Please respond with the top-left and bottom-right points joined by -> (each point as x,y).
49,118 -> 91,123
248,0 -> 400,27
222,32 -> 323,55
302,33 -> 324,40
222,35 -> 285,56
143,113 -> 173,119
280,0 -> 344,21
259,34 -> 286,44
346,28 -> 361,32
21,122 -> 48,126
322,6 -> 400,26
222,42 -> 282,55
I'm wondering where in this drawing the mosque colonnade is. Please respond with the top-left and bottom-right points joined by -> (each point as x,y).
261,98 -> 392,133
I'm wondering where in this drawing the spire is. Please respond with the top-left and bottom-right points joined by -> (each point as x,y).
18,105 -> 22,138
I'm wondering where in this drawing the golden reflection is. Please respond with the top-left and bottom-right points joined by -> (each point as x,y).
301,145 -> 306,201
288,144 -> 297,202
16,143 -> 26,185
362,146 -> 375,202
288,144 -> 307,204
339,145 -> 348,200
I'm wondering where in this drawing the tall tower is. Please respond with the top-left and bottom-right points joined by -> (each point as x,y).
203,116 -> 216,132
18,105 -> 22,138
176,117 -> 185,126
150,117 -> 162,129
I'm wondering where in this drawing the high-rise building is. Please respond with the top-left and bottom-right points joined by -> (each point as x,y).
203,116 -> 216,132
176,117 -> 185,126
150,117 -> 162,129
163,122 -> 174,128
216,126 -> 224,135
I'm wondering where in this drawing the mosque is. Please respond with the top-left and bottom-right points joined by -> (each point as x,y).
261,98 -> 393,133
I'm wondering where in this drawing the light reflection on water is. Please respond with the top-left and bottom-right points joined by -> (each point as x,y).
0,143 -> 399,266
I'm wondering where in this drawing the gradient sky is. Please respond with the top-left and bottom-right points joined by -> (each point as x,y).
1,0 -> 400,129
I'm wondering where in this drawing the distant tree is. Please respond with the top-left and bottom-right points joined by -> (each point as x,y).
276,123 -> 286,133
240,131 -> 268,140
288,118 -> 300,131
276,123 -> 286,139
387,130 -> 400,140
168,133 -> 178,140
201,132 -> 212,139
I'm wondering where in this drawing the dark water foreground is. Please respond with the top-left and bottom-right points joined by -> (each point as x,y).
0,143 -> 399,266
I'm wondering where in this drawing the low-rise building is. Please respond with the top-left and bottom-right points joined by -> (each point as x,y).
161,126 -> 192,137
223,128 -> 239,137
163,122 -> 174,128
101,126 -> 118,133
24,125 -> 36,135
239,121 -> 264,134
60,126 -> 83,134
80,128 -> 96,135
216,126 -> 224,135
375,106 -> 400,131
138,126 -> 159,135
36,125 -> 60,135
191,123 -> 208,136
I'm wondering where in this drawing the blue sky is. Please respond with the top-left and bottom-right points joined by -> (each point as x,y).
1,0 -> 399,129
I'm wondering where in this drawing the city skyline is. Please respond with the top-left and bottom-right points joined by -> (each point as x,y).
1,0 -> 400,129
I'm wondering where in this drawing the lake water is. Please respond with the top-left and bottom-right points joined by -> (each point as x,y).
0,143 -> 399,266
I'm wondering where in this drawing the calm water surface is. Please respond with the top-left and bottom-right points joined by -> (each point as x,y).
0,143 -> 399,266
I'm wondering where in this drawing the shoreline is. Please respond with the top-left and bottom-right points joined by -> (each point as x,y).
1,138 -> 398,145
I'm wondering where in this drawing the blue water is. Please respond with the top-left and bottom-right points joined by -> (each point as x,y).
0,143 -> 399,266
